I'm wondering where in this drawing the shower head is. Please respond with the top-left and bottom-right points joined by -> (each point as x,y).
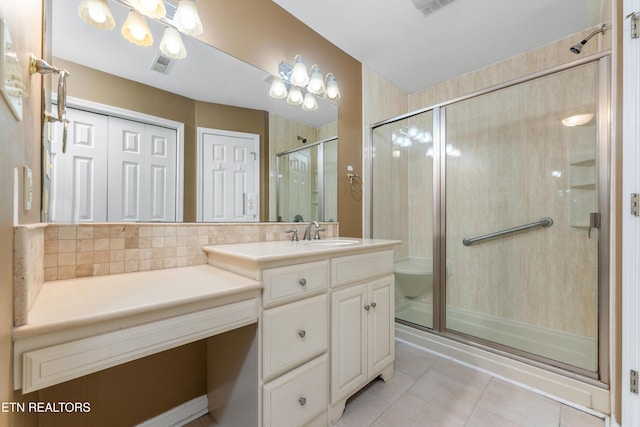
570,42 -> 584,54
570,24 -> 608,54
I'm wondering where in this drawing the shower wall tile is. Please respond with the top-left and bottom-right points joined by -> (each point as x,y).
14,222 -> 338,326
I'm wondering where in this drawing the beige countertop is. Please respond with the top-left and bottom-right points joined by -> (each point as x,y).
203,237 -> 400,279
13,264 -> 262,340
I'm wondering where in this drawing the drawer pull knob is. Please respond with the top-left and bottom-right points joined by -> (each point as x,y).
299,278 -> 307,286
364,304 -> 370,311
371,302 -> 377,308
298,397 -> 307,406
298,329 -> 306,338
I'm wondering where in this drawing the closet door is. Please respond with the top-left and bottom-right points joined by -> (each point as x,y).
108,118 -> 177,221
50,108 -> 108,222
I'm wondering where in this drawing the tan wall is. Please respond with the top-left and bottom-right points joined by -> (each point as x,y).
0,2 -> 43,427
196,0 -> 363,237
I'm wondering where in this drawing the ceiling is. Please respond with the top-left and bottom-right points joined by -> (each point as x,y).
273,0 -> 608,93
52,0 -> 608,127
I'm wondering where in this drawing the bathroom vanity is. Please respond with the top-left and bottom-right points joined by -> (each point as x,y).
204,237 -> 399,425
12,234 -> 398,426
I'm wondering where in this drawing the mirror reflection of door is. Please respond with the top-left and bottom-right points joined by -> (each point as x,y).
197,128 -> 260,222
50,107 -> 179,222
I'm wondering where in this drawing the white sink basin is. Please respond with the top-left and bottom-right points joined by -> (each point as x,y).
303,239 -> 359,247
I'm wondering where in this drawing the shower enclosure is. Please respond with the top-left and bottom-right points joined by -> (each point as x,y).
371,57 -> 609,381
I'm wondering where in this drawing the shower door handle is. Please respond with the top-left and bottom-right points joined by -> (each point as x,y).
588,212 -> 601,239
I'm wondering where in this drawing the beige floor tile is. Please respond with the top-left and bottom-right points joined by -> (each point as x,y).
394,341 -> 441,378
431,358 -> 493,392
466,407 -> 521,427
378,393 -> 464,427
366,370 -> 417,404
476,380 -> 561,427
560,405 -> 605,427
336,390 -> 392,427
408,369 -> 488,423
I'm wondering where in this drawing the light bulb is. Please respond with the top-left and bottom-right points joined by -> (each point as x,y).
290,56 -> 309,87
302,93 -> 318,111
160,27 -> 187,59
287,87 -> 303,105
174,0 -> 203,36
307,65 -> 325,95
121,10 -> 153,46
269,78 -> 288,99
88,7 -> 107,23
323,73 -> 340,101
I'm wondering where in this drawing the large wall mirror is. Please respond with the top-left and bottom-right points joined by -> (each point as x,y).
43,0 -> 338,224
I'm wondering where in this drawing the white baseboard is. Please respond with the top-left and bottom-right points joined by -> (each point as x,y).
136,395 -> 209,427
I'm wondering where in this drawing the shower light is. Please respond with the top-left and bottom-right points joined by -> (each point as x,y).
78,0 -> 116,30
121,10 -> 154,46
159,27 -> 187,59
562,113 -> 594,127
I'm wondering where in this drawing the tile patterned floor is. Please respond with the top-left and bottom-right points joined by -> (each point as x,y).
335,341 -> 605,427
186,340 -> 606,427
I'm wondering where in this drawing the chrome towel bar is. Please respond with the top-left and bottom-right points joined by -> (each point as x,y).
462,217 -> 553,247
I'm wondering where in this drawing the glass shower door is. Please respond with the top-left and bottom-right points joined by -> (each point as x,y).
444,62 -> 601,372
372,111 -> 434,329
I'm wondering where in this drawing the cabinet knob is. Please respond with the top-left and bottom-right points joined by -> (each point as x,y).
364,304 -> 370,311
298,278 -> 307,286
298,329 -> 306,338
298,397 -> 307,406
371,302 -> 377,308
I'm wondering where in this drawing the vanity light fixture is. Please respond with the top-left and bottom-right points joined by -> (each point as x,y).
268,55 -> 340,111
173,0 -> 204,36
268,77 -> 288,99
286,86 -> 304,105
290,55 -> 310,87
307,65 -> 325,95
78,0 -> 116,30
323,73 -> 341,101
121,10 -> 154,46
302,92 -> 318,111
159,27 -> 186,59
129,0 -> 167,19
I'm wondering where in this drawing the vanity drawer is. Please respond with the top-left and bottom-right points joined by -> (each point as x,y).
262,294 -> 328,381
331,249 -> 394,288
263,355 -> 328,427
262,260 -> 328,308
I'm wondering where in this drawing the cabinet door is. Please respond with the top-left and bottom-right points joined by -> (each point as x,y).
368,276 -> 395,374
331,284 -> 367,403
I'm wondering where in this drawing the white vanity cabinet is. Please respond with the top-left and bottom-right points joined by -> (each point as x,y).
260,260 -> 330,427
203,238 -> 399,427
329,250 -> 395,424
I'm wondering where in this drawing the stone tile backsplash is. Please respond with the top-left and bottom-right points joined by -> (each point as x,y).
14,222 -> 338,326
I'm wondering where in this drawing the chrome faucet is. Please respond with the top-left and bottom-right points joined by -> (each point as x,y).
303,221 -> 325,240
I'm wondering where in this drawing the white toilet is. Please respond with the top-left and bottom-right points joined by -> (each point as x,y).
393,257 -> 432,299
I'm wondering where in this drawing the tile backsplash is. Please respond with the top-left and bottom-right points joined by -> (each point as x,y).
14,222 -> 338,326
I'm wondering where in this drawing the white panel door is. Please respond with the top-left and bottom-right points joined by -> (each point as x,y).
50,108 -> 108,222
108,118 -> 177,222
199,128 -> 260,222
